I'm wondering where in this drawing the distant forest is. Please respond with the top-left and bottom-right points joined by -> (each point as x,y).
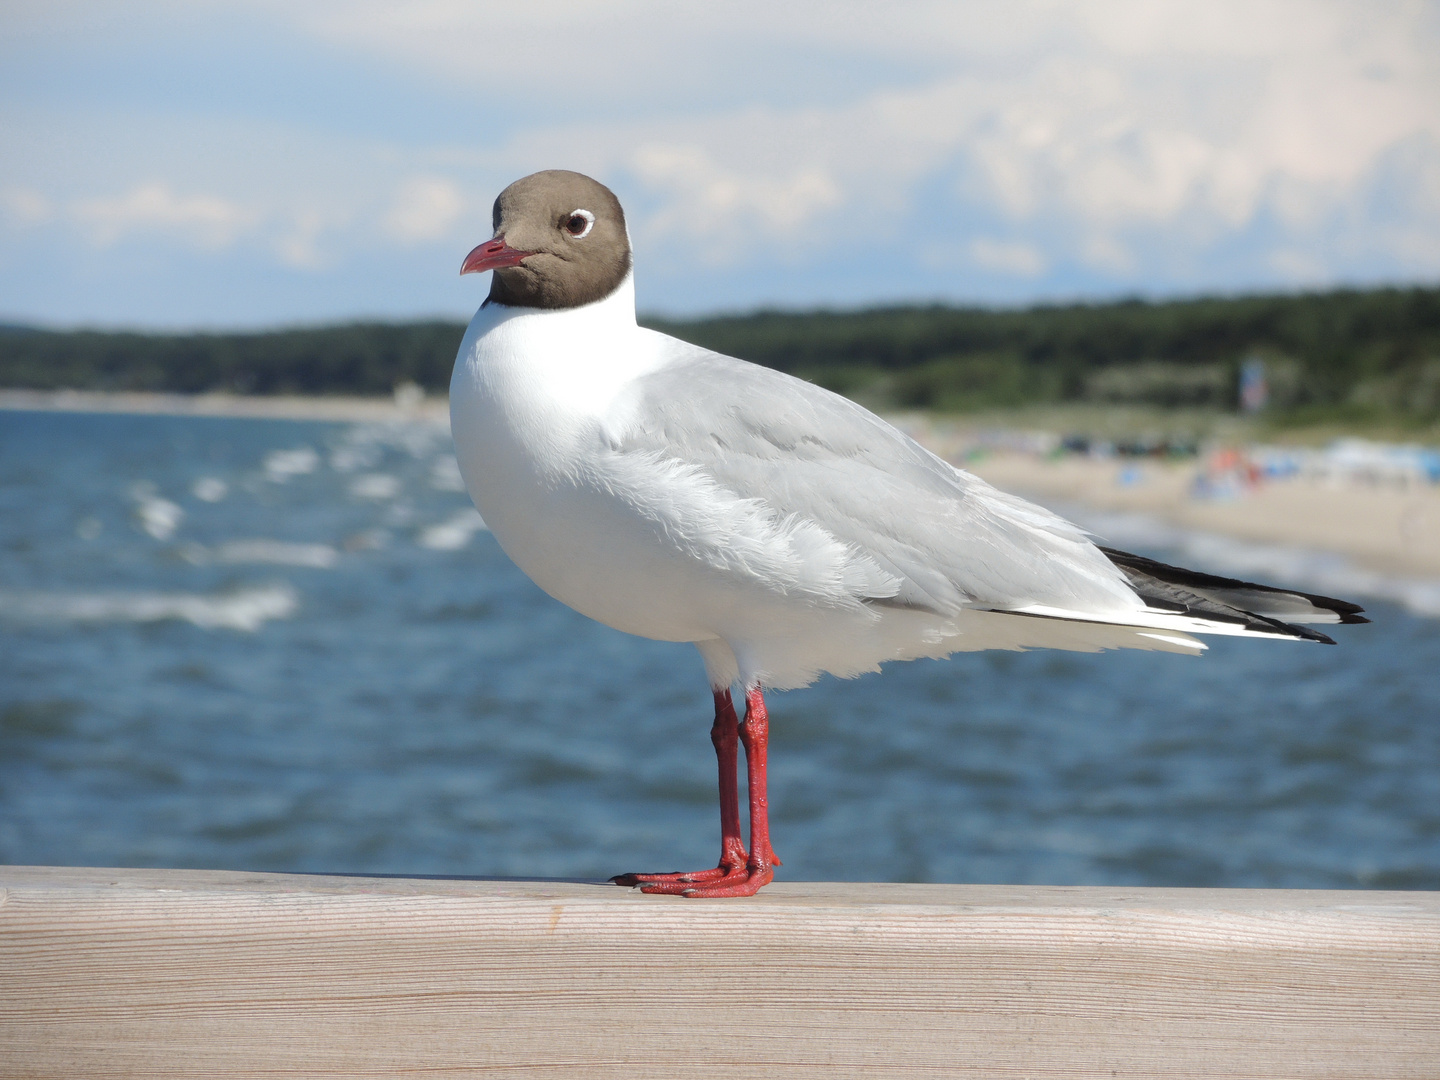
3,285 -> 1439,421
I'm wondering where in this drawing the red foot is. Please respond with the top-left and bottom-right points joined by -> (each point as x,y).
681,863 -> 774,898
610,837 -> 749,894
619,867 -> 750,895
612,685 -> 781,900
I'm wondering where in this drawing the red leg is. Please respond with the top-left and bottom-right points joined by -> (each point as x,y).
611,689 -> 750,893
680,686 -> 780,898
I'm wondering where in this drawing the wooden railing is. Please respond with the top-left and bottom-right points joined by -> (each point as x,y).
2,865 -> 1437,1078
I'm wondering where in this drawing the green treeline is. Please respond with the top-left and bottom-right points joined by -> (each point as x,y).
3,284 -> 1439,420
647,285 -> 1440,421
0,321 -> 464,397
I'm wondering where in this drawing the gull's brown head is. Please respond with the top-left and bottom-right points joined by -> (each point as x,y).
461,170 -> 631,310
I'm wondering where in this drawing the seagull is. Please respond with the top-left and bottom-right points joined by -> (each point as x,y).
450,170 -> 1367,898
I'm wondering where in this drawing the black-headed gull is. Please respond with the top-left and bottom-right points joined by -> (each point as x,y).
451,170 -> 1366,897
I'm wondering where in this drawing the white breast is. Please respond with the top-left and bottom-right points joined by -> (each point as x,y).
449,277 -> 717,641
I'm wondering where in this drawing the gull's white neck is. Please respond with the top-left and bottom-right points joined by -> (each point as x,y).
454,271 -> 656,422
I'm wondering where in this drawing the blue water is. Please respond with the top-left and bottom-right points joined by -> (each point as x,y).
2,408 -> 1437,888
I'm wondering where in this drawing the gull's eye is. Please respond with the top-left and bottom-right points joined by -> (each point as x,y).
563,209 -> 595,238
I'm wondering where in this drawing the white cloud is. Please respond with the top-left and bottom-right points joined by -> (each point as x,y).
414,0 -> 1436,286
969,238 -> 1047,277
1079,232 -> 1135,274
629,144 -> 842,260
1,0 -> 1438,323
1267,248 -> 1329,282
70,183 -> 255,249
383,176 -> 465,244
2,186 -> 52,226
273,210 -> 330,270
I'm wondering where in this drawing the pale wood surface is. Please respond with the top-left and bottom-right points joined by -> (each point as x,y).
2,866 -> 1437,1079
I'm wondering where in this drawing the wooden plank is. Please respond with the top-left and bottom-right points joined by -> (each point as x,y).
2,866 -> 1437,1078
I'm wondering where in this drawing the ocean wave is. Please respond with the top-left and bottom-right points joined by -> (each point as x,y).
191,476 -> 228,502
416,508 -> 488,550
263,446 -> 319,482
350,473 -> 402,500
129,482 -> 184,541
1068,506 -> 1440,619
429,454 -> 467,492
181,540 -> 339,569
0,584 -> 298,631
331,420 -> 450,474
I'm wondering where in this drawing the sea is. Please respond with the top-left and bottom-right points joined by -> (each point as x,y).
2,407 -> 1437,889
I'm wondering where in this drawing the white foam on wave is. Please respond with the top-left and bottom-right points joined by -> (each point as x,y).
330,444 -> 379,473
330,419 -> 449,474
129,481 -> 184,541
417,508 -> 487,551
1067,505 -> 1440,620
181,540 -> 339,569
0,583 -> 298,631
192,476 -> 229,502
264,446 -> 319,482
350,473 -> 402,500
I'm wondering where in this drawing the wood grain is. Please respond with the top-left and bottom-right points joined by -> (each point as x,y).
2,866 -> 1437,1078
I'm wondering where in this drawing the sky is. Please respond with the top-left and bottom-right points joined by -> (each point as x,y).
2,0 -> 1439,329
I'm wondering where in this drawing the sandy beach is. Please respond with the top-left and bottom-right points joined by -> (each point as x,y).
962,452 -> 1440,579
5,387 -> 1438,583
0,387 -> 450,425
900,418 -> 1440,581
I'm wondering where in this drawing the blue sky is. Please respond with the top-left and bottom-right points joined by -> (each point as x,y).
2,1 -> 1439,329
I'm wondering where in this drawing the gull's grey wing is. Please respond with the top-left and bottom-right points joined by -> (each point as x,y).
612,335 -> 1138,617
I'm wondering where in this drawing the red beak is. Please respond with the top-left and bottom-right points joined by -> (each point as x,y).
460,236 -> 533,275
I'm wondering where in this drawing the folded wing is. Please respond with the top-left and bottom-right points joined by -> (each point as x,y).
613,337 -> 1365,649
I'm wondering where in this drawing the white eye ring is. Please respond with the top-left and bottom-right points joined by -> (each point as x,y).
563,209 -> 595,239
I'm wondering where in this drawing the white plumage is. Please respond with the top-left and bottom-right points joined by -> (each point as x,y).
451,270 -> 1343,693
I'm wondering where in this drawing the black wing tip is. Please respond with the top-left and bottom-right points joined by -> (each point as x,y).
1246,614 -> 1337,644
1100,545 -> 1369,626
1314,595 -> 1368,618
